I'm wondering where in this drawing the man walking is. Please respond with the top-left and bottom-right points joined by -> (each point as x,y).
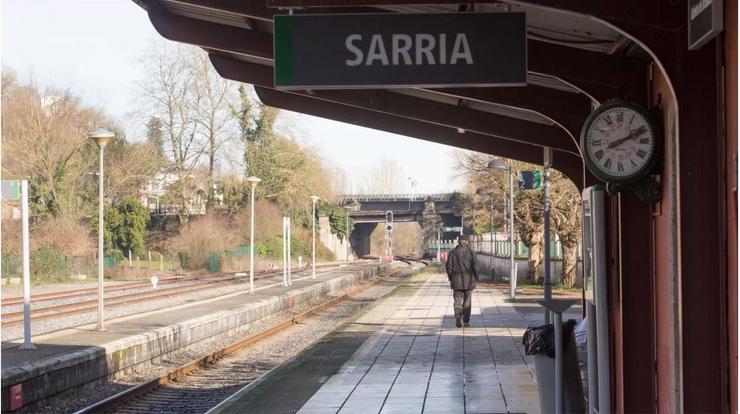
445,235 -> 479,328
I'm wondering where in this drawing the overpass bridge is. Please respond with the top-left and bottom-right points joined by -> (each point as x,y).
338,193 -> 466,257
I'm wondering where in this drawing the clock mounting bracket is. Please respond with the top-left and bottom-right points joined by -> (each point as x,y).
606,175 -> 662,205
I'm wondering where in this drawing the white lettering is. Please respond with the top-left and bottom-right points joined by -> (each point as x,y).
450,33 -> 473,64
345,34 -> 363,66
346,33 -> 473,67
438,33 -> 447,64
366,34 -> 389,66
391,34 -> 412,65
415,34 -> 436,65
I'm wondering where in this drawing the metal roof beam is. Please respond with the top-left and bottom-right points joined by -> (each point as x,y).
209,55 -> 579,154
143,3 -> 646,102
263,0 -> 683,31
253,86 -> 586,187
147,9 -> 272,59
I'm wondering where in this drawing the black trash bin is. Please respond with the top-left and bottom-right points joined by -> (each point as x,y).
522,320 -> 585,414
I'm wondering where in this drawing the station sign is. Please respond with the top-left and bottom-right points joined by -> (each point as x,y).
274,13 -> 527,89
1,180 -> 20,200
688,0 -> 723,50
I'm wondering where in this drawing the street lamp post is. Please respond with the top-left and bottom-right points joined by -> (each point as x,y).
89,128 -> 114,330
476,188 -> 495,279
437,225 -> 441,262
310,195 -> 319,278
246,176 -> 261,293
407,177 -> 417,210
488,159 -> 516,300
344,205 -> 350,264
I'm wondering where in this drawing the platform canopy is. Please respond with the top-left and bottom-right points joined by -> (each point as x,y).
133,0 -> 656,188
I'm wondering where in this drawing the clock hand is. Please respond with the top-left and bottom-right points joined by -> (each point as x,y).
607,125 -> 647,149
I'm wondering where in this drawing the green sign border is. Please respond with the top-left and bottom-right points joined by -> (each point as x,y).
274,16 -> 294,87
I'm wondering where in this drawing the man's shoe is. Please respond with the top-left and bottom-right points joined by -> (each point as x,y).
455,317 -> 462,328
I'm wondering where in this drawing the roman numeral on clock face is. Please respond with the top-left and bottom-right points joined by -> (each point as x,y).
594,150 -> 604,160
604,115 -> 613,126
604,158 -> 612,170
617,162 -> 624,172
637,149 -> 648,159
616,112 -> 624,123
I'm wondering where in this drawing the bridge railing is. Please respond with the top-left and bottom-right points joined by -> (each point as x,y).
337,193 -> 453,204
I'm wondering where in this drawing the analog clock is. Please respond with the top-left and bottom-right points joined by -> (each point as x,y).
581,100 -> 659,184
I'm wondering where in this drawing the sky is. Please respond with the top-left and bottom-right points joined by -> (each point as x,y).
1,0 -> 467,194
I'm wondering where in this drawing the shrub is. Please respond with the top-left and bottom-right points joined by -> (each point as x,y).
2,253 -> 21,278
32,216 -> 94,256
102,196 -> 150,257
31,246 -> 67,281
169,212 -> 241,270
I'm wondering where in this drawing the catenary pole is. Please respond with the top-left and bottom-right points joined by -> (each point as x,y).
543,148 -> 552,323
509,164 -> 516,300
247,176 -> 261,293
20,180 -> 34,349
310,196 -> 319,279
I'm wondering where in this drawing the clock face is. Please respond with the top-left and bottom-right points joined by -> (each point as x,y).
582,102 -> 657,183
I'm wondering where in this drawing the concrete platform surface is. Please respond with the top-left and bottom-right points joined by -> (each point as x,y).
211,272 -> 543,414
1,263 -> 387,410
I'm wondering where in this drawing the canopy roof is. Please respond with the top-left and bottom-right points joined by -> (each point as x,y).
134,0 -> 655,187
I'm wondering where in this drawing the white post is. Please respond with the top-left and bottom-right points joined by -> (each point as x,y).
554,311 -> 564,414
509,166 -> 516,300
345,208 -> 349,264
437,226 -> 441,262
128,250 -> 132,267
311,196 -> 318,279
249,181 -> 257,294
20,180 -> 34,349
287,217 -> 292,286
159,253 -> 163,271
97,145 -> 105,330
282,217 -> 288,287
148,250 -> 151,269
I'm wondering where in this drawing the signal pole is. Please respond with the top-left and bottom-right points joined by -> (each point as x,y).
543,147 -> 553,324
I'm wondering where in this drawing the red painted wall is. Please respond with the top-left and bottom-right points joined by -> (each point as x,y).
723,0 -> 737,411
651,65 -> 680,414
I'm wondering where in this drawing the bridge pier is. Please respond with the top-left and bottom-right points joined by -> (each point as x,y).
350,222 -> 377,258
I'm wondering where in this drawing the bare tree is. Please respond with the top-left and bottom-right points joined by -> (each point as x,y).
361,157 -> 406,193
2,70 -> 105,218
138,42 -> 206,216
189,50 -> 237,204
453,149 -> 582,286
454,150 -> 546,283
550,170 -> 582,287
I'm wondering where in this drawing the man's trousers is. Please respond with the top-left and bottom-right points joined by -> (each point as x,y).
453,289 -> 473,322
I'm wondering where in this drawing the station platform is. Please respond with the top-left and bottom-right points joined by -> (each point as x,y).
210,271 -> 565,414
0,263 -> 390,411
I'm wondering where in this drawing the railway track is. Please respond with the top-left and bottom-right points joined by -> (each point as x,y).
72,262 -> 422,414
1,261 -> 363,328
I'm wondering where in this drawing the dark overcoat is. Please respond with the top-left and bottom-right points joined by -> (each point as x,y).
445,244 -> 479,290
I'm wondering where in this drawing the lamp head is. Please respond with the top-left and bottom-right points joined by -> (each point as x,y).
88,128 -> 114,148
310,195 -> 320,203
246,176 -> 261,185
487,159 -> 509,170
476,188 -> 491,195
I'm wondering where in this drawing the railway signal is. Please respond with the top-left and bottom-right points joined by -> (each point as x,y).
385,211 -> 394,258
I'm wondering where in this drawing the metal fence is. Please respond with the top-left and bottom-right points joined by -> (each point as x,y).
208,246 -> 253,273
426,234 -> 579,260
